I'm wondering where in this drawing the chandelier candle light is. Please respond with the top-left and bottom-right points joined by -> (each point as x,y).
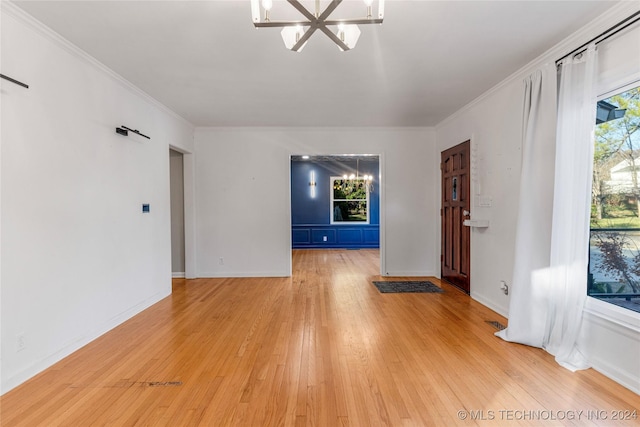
250,0 -> 384,52
341,159 -> 374,193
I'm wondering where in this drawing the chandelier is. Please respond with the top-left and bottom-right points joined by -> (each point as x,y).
340,159 -> 374,193
250,0 -> 385,52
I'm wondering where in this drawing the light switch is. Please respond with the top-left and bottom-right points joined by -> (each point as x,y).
478,197 -> 492,207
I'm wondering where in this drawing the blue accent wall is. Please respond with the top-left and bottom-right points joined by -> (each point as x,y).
291,158 -> 379,249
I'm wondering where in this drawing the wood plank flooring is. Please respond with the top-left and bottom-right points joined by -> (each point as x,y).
2,249 -> 639,426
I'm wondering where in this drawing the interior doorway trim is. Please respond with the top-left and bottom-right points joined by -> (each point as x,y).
169,144 -> 196,279
288,153 -> 385,276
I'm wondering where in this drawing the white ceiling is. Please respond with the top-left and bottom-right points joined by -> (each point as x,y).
14,1 -> 616,127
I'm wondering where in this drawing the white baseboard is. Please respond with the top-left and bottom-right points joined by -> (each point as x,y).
172,272 -> 186,278
590,356 -> 640,396
382,270 -> 437,277
471,292 -> 509,318
197,271 -> 290,278
1,290 -> 169,394
579,307 -> 640,396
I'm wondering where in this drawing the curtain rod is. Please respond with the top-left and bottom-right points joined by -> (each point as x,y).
555,10 -> 640,64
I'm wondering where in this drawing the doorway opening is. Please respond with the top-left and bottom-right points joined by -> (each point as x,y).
290,154 -> 382,272
170,149 -> 186,278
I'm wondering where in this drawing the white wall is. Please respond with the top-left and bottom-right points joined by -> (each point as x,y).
0,5 -> 194,393
194,127 -> 437,278
435,83 -> 523,316
436,2 -> 640,394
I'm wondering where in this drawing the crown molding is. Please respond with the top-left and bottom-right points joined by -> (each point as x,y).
1,1 -> 194,129
436,1 -> 640,131
194,126 -> 434,133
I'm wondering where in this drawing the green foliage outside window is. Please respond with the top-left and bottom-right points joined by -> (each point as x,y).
589,85 -> 640,312
591,87 -> 640,228
332,179 -> 368,222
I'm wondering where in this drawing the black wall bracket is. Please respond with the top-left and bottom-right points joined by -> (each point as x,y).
0,73 -> 29,89
115,125 -> 150,140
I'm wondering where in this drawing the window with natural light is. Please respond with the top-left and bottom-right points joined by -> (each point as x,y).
589,84 -> 640,313
331,176 -> 370,224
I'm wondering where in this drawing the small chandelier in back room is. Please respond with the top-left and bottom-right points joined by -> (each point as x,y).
250,0 -> 384,52
340,159 -> 374,193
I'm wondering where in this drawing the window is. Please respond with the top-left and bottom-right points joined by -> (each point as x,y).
331,177 -> 369,224
589,84 -> 640,313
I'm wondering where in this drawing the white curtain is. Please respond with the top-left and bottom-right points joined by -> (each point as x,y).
496,64 -> 557,347
543,46 -> 598,371
498,46 -> 598,371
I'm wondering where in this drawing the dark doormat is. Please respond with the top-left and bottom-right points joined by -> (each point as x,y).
372,281 -> 443,293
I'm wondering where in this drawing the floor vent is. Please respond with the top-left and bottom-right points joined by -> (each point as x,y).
146,381 -> 183,387
486,320 -> 506,331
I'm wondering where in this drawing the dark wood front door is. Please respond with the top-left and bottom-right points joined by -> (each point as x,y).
441,141 -> 471,293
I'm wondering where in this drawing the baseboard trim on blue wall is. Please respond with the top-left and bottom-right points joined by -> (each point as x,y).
292,245 -> 380,249
292,225 -> 379,249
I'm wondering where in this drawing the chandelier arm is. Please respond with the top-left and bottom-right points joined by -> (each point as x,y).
254,18 -> 382,28
317,0 -> 343,21
254,20 -> 312,28
323,18 -> 383,26
286,0 -> 316,21
292,27 -> 318,51
318,26 -> 350,51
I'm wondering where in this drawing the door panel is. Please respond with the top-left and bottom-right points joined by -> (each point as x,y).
441,141 -> 471,293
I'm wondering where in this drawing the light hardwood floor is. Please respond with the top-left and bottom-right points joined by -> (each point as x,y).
2,249 -> 639,426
